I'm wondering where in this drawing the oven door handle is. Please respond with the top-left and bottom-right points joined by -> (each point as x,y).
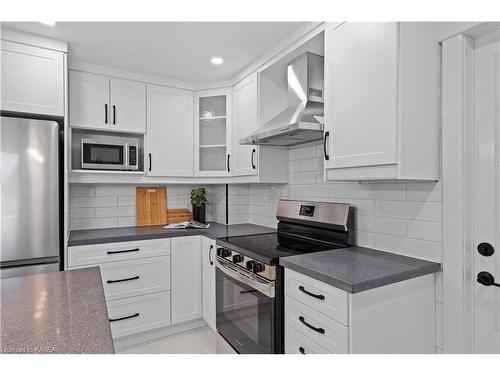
216,257 -> 275,298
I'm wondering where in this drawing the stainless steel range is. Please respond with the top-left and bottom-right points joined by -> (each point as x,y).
215,199 -> 354,354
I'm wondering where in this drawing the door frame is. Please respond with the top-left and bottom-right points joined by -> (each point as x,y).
441,22 -> 500,353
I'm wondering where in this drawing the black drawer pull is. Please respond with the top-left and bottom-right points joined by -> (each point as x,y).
299,316 -> 325,334
299,346 -> 306,354
107,248 -> 140,255
109,312 -> 139,322
107,276 -> 139,284
299,285 -> 325,300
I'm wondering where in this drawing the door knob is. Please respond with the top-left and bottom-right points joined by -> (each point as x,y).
477,271 -> 500,287
478,242 -> 495,257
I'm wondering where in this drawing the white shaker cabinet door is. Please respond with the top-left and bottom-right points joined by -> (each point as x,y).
232,73 -> 258,176
1,40 -> 64,116
171,236 -> 202,324
325,22 -> 398,169
69,70 -> 110,129
201,236 -> 216,331
110,78 -> 146,133
146,84 -> 194,176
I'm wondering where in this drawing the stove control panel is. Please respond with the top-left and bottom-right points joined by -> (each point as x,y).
216,247 -> 276,281
299,204 -> 315,217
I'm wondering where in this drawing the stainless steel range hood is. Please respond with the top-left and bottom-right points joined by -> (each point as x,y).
240,52 -> 324,147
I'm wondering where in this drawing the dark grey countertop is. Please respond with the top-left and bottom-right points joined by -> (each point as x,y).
68,222 -> 276,247
0,267 -> 114,354
280,246 -> 441,293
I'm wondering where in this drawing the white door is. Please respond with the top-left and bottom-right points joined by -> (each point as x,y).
232,73 -> 258,176
146,84 -> 194,176
110,78 -> 146,133
324,22 -> 398,169
202,237 -> 216,331
473,29 -> 500,353
171,236 -> 202,324
1,40 -> 64,116
69,71 -> 110,129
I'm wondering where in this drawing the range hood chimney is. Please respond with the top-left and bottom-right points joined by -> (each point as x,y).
240,52 -> 324,147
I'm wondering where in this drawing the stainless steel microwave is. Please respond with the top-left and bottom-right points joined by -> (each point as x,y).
81,139 -> 138,171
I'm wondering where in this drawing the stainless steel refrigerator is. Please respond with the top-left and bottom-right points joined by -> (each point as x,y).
1,115 -> 62,278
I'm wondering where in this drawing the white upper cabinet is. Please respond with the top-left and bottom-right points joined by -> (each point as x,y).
69,71 -> 109,129
232,73 -> 258,176
146,84 -> 194,176
323,22 -> 440,181
194,88 -> 232,177
1,40 -> 64,116
69,71 -> 146,133
109,78 -> 146,133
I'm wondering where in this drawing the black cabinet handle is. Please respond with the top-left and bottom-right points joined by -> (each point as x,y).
149,153 -> 152,172
299,316 -> 325,334
112,105 -> 116,124
251,149 -> 256,169
107,276 -> 139,284
209,244 -> 214,266
227,154 -> 231,173
477,271 -> 500,287
299,285 -> 325,300
109,312 -> 139,322
299,347 -> 306,354
323,131 -> 330,160
107,248 -> 139,255
105,104 -> 108,124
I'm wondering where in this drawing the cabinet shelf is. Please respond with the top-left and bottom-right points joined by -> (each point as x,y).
199,144 -> 227,149
199,115 -> 226,121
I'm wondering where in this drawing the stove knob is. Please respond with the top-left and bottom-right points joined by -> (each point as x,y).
217,248 -> 232,258
232,254 -> 244,263
246,260 -> 256,271
252,263 -> 265,273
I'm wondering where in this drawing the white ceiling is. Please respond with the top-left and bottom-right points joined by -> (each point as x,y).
2,22 -> 306,83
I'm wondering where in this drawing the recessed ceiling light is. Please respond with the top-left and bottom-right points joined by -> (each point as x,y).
210,57 -> 224,65
40,21 -> 56,26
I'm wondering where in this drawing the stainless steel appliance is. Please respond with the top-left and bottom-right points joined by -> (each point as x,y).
81,138 -> 138,170
1,115 -> 63,278
240,52 -> 325,146
215,199 -> 353,354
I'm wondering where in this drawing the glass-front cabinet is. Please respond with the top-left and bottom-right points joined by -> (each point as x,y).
194,88 -> 232,176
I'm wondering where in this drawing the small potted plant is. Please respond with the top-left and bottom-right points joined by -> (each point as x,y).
191,187 -> 208,223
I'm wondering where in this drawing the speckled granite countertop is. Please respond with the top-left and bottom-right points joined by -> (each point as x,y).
280,246 -> 441,293
68,222 -> 275,247
0,267 -> 114,354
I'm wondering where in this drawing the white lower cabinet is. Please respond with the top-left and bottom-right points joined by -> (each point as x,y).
284,268 -> 436,354
171,236 -> 203,324
107,291 -> 171,338
202,237 -> 216,331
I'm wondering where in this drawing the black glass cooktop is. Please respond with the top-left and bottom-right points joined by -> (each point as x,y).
216,232 -> 343,265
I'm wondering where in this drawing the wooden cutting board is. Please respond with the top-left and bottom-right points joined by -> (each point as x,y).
167,208 -> 192,224
136,187 -> 168,226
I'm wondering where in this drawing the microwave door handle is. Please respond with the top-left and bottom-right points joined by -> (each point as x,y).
215,258 -> 275,298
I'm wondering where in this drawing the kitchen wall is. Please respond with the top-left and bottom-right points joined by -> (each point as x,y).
69,184 -> 214,230
243,140 -> 443,353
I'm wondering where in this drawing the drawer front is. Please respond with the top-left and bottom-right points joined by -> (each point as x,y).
68,239 -> 170,267
285,268 -> 348,325
100,256 -> 170,301
285,324 -> 331,354
285,296 -> 348,354
107,291 -> 171,338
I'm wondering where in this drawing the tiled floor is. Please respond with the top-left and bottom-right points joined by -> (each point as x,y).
117,326 -> 237,354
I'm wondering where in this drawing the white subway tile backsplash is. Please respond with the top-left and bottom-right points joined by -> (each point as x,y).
69,207 -> 95,219
118,196 -> 136,207
374,234 -> 442,262
356,215 -> 407,236
95,185 -> 136,197
95,206 -> 135,218
118,216 -> 136,227
70,217 -> 118,230
376,200 -> 442,221
406,182 -> 442,202
70,196 -> 118,208
69,185 -> 94,197
407,220 -> 443,242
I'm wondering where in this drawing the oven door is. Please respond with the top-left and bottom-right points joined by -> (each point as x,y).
81,139 -> 127,170
216,256 -> 275,354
